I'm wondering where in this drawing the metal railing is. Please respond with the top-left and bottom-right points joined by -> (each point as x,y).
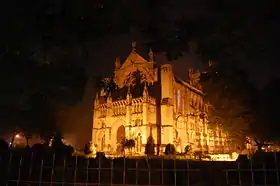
3,152 -> 280,186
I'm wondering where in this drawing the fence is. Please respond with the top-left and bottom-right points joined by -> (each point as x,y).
2,152 -> 280,186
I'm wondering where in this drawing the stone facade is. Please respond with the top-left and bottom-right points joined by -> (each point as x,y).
92,44 -> 229,155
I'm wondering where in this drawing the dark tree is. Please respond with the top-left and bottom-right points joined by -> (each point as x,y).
50,132 -> 73,156
126,139 -> 135,149
94,76 -> 117,95
144,136 -> 155,156
164,144 -> 176,155
31,143 -> 49,156
184,145 -> 190,154
84,141 -> 93,155
252,78 -> 280,148
200,61 -> 258,146
0,139 -> 9,152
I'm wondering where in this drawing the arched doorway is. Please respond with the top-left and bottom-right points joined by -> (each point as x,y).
116,125 -> 125,144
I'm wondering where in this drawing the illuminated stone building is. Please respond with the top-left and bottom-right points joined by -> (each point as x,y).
92,43 -> 229,155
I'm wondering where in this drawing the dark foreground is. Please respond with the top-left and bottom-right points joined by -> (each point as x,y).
2,152 -> 280,186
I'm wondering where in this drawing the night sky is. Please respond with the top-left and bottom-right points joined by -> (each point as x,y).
0,0 -> 279,147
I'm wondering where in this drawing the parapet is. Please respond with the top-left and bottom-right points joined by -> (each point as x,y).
160,64 -> 173,72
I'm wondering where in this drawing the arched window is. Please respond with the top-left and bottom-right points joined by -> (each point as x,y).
101,122 -> 106,128
135,119 -> 141,126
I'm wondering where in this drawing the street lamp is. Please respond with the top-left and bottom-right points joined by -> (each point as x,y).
15,134 -> 20,139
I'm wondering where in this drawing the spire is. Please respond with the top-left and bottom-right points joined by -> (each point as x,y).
132,41 -> 137,51
107,92 -> 112,103
94,93 -> 99,105
148,48 -> 154,63
114,56 -> 121,69
126,86 -> 132,103
143,83 -> 149,101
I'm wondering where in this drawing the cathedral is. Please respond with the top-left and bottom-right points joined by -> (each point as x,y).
92,43 -> 230,155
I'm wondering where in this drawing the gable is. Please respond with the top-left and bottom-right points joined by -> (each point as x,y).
120,51 -> 149,70
114,50 -> 157,88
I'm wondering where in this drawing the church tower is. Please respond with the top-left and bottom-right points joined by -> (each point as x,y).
160,64 -> 174,145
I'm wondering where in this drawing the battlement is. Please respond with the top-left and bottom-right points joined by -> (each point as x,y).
161,64 -> 173,72
95,94 -> 156,118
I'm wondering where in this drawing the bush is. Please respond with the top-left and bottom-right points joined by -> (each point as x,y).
0,139 -> 9,151
51,133 -> 74,157
145,136 -> 155,155
164,144 -> 176,155
31,143 -> 49,156
184,145 -> 190,154
84,141 -> 92,155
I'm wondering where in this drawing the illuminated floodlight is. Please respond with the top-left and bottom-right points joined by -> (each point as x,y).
15,134 -> 21,138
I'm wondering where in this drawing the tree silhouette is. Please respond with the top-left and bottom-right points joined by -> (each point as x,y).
0,139 -> 9,152
184,145 -> 191,154
200,62 -> 258,146
84,141 -> 93,155
145,136 -> 155,156
252,78 -> 280,148
164,144 -> 176,155
51,132 -> 74,157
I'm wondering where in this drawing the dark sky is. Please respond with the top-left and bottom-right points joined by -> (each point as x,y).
65,1 -> 279,147
1,0 -> 279,147
84,0 -> 279,88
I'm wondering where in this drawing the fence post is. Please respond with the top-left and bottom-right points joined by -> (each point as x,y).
275,152 -> 279,185
123,157 -> 126,184
86,157 -> 89,186
39,158 -> 44,186
98,156 -> 101,186
6,153 -> 13,186
136,159 -> 138,185
74,156 -> 78,186
250,157 -> 254,186
186,159 -> 190,186
161,157 -> 164,185
50,153 -> 55,185
263,161 -> 267,186
16,155 -> 23,186
28,152 -> 34,182
62,156 -> 66,186
225,168 -> 229,185
110,158 -> 113,185
174,158 -> 176,186
148,157 -> 151,185
237,160 -> 242,185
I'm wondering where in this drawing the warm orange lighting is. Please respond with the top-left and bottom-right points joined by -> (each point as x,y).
207,152 -> 239,161
92,45 -> 232,156
15,134 -> 21,139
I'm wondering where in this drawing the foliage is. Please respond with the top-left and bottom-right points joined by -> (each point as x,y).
200,62 -> 258,145
84,141 -> 92,155
252,79 -> 280,144
164,144 -> 176,155
0,139 -> 9,151
125,139 -> 136,149
144,136 -> 155,156
30,143 -> 49,156
119,138 -> 135,154
1,0 -> 88,134
94,76 -> 117,95
117,144 -> 124,155
184,145 -> 190,154
51,132 -> 74,156
51,132 -> 64,148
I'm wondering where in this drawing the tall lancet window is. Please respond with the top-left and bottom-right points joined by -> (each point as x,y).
177,90 -> 182,112
136,133 -> 142,152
